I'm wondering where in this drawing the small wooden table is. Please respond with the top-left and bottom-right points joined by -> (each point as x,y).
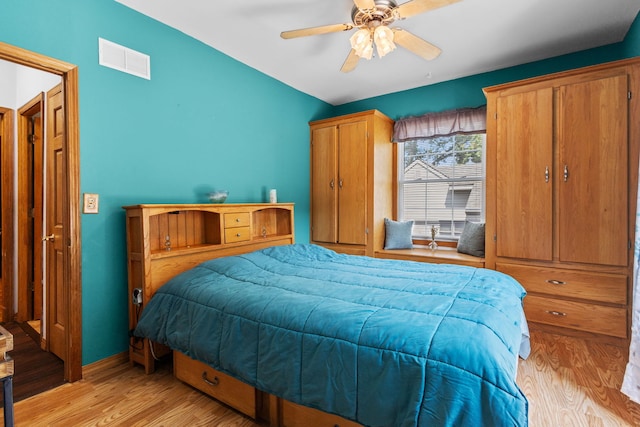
0,325 -> 14,427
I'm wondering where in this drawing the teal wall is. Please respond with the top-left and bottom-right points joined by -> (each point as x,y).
1,0 -> 331,364
0,2 -> 638,366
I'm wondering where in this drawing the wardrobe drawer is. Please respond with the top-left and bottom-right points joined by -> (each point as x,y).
497,263 -> 627,305
524,295 -> 627,338
281,399 -> 362,427
224,226 -> 251,243
174,351 -> 256,418
224,212 -> 250,228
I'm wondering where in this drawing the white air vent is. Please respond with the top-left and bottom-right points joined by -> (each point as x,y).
98,38 -> 150,80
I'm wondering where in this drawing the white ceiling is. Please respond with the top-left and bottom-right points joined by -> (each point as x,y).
116,0 -> 640,106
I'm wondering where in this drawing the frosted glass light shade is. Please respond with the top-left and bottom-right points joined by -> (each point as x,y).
374,26 -> 396,58
350,28 -> 374,60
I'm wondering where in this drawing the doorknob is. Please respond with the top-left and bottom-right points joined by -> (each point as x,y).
42,234 -> 55,242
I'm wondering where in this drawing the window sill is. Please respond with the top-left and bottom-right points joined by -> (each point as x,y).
375,245 -> 485,268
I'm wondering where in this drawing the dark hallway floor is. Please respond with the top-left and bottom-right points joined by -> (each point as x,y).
0,322 -> 65,402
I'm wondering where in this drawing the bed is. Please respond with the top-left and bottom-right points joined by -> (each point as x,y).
134,243 -> 529,427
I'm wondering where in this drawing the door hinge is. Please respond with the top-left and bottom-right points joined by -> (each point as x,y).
28,134 -> 35,143
493,234 -> 497,241
494,112 -> 498,120
628,91 -> 632,100
29,208 -> 35,218
365,228 -> 369,234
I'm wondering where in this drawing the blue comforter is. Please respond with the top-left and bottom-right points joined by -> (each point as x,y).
135,244 -> 528,426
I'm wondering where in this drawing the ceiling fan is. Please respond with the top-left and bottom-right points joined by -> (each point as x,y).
281,0 -> 461,73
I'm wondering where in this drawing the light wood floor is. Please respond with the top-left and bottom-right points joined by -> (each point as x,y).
4,329 -> 640,426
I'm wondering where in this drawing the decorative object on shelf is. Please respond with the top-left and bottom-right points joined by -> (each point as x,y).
208,190 -> 229,204
428,225 -> 440,251
270,189 -> 277,203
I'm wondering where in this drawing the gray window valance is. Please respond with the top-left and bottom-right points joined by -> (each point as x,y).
392,106 -> 487,142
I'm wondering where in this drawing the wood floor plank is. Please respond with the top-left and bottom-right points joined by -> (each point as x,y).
2,329 -> 640,426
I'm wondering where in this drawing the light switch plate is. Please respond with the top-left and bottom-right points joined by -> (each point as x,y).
83,193 -> 99,214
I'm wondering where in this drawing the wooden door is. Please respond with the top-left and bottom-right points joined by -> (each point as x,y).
31,113 -> 44,321
496,88 -> 554,260
311,125 -> 338,243
45,83 -> 67,360
337,120 -> 367,245
0,107 -> 14,322
17,94 -> 45,325
557,74 -> 628,266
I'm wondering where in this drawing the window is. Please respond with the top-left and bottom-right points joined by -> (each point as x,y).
398,133 -> 485,240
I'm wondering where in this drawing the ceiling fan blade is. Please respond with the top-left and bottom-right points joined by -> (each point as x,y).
353,0 -> 376,10
392,28 -> 441,60
341,49 -> 361,73
281,23 -> 353,39
395,0 -> 461,19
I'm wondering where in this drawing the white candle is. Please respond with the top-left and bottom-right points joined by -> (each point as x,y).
269,189 -> 277,203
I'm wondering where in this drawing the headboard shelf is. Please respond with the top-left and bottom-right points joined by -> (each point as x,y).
123,202 -> 295,373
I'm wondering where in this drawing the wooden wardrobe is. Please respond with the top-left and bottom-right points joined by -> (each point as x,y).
484,58 -> 640,344
309,110 -> 394,257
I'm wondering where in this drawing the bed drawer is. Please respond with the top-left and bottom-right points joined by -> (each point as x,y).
224,226 -> 251,243
174,351 -> 256,418
280,400 -> 362,427
224,212 -> 250,228
496,263 -> 627,305
524,295 -> 627,338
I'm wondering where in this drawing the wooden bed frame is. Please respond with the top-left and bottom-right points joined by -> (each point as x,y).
124,203 -> 362,426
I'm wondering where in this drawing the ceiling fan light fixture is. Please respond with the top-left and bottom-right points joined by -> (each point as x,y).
374,25 -> 396,58
350,28 -> 373,59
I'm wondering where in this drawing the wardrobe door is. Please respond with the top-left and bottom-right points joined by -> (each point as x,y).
311,125 -> 338,244
495,88 -> 554,261
557,74 -> 629,266
337,120 -> 368,245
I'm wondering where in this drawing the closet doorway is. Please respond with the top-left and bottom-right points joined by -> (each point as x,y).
0,42 -> 82,382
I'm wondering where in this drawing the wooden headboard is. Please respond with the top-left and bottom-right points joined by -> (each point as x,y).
123,203 -> 295,373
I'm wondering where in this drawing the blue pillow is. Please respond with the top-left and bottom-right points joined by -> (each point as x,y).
457,221 -> 485,257
384,218 -> 414,249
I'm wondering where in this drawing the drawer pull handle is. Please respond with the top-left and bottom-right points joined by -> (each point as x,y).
545,310 -> 567,317
202,372 -> 219,387
235,218 -> 241,222
236,233 -> 242,237
546,279 -> 566,285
